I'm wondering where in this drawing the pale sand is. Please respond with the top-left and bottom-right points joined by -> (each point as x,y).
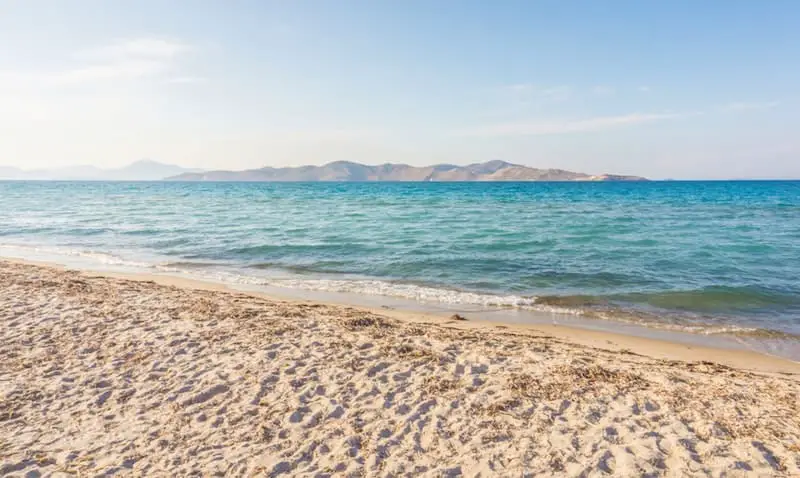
1,260 -> 799,477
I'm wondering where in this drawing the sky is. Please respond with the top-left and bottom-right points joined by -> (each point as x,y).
1,0 -> 799,179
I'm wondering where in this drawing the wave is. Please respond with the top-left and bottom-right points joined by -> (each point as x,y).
0,243 -> 153,269
535,287 -> 800,320
196,270 -> 542,308
533,289 -> 800,338
571,308 -> 799,339
178,270 -> 800,339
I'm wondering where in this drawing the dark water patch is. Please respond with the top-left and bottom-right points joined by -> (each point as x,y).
121,228 -> 163,236
161,261 -> 227,270
228,243 -> 381,257
247,260 -> 354,275
518,270 -> 654,289
534,295 -> 611,307
147,237 -> 193,248
61,227 -> 112,236
611,286 -> 800,314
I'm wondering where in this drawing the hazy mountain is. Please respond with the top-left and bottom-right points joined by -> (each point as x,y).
0,166 -> 28,179
103,160 -> 202,180
166,160 -> 647,182
0,160 -> 201,180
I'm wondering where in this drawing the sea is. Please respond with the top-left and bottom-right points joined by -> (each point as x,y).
1,180 -> 799,359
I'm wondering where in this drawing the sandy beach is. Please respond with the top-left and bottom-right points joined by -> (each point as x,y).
1,260 -> 799,477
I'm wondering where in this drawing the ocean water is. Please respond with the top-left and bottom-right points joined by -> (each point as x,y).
1,180 -> 799,340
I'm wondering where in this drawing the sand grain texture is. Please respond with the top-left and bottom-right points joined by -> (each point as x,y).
1,261 -> 799,477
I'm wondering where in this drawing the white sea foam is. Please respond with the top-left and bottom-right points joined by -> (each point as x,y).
194,269 -> 542,308
0,243 -> 154,269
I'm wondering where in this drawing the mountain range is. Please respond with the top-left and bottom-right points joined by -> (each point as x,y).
166,160 -> 646,182
0,160 -> 200,181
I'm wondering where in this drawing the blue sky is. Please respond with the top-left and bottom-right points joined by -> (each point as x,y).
1,0 -> 799,178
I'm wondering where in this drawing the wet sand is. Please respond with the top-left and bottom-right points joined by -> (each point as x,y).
1,260 -> 799,476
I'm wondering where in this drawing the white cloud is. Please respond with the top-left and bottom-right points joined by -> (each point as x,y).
457,112 -> 686,137
724,101 -> 779,111
638,86 -> 651,93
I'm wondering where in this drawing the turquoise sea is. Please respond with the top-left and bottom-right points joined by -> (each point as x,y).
1,181 -> 799,346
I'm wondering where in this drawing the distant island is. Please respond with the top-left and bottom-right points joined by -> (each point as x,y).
166,160 -> 647,182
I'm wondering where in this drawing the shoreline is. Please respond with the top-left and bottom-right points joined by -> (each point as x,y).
2,259 -> 799,475
6,256 -> 799,374
2,243 -> 799,364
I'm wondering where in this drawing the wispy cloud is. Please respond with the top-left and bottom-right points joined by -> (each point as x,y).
0,36 -> 196,123
59,38 -> 190,85
500,83 -> 624,106
75,38 -> 190,61
638,86 -> 651,93
503,84 -> 573,103
724,101 -> 779,112
53,60 -> 167,84
166,76 -> 208,85
457,112 -> 687,137
592,85 -> 615,96
0,37 -> 193,88
273,129 -> 380,142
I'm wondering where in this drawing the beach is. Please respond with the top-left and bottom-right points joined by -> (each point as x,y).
1,259 -> 799,476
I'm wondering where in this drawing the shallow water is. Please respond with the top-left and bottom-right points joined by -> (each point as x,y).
1,180 -> 799,340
